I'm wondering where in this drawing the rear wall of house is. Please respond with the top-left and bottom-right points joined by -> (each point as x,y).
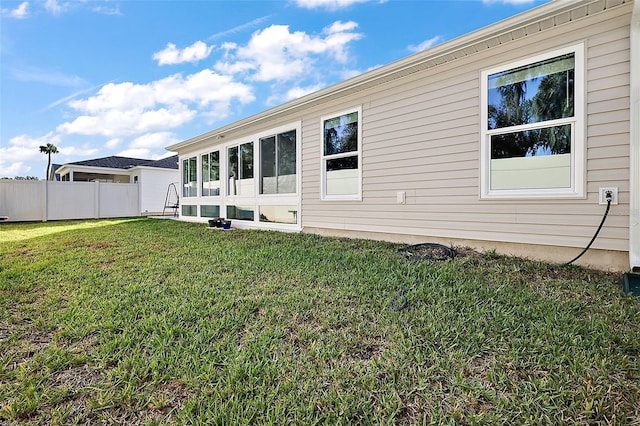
298,4 -> 631,269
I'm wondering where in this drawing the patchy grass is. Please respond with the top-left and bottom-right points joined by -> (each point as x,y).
0,218 -> 639,424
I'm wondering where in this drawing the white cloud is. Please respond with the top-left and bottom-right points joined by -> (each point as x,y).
55,144 -> 100,159
92,5 -> 122,16
216,21 -> 362,83
44,0 -> 63,15
58,104 -> 196,137
0,132 -> 61,177
408,35 -> 443,53
129,132 -> 179,149
42,79 -> 117,112
326,21 -> 358,33
105,138 -> 121,149
2,0 -> 121,19
2,1 -> 29,19
267,83 -> 326,106
115,148 -> 151,158
57,69 -> 254,137
153,41 -> 214,65
0,161 -> 31,177
214,59 -> 255,75
293,0 -> 370,10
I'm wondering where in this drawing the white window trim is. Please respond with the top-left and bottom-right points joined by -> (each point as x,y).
320,106 -> 363,201
181,156 -> 198,198
222,121 -> 302,230
257,124 -> 301,199
200,150 -> 221,198
480,43 -> 585,200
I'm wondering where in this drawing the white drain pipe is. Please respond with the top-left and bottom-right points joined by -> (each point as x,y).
630,0 -> 640,271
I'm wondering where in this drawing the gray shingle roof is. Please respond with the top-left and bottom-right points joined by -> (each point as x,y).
64,155 -> 178,170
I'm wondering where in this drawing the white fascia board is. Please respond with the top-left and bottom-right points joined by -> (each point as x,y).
61,165 -> 133,175
129,166 -> 178,172
54,165 -> 69,175
167,0 -> 614,154
630,0 -> 640,271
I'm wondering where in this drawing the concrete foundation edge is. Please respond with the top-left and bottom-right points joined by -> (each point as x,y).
302,227 -> 629,272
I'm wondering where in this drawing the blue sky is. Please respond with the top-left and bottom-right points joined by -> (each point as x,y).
0,0 -> 549,179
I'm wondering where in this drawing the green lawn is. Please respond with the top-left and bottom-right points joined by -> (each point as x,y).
1,218 -> 639,424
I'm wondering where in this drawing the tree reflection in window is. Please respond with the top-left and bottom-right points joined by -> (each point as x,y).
488,53 -> 574,158
324,112 -> 358,156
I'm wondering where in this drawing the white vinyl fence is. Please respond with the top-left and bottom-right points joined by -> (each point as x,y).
0,180 -> 140,222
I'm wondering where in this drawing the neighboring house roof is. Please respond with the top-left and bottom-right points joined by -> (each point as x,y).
62,155 -> 178,170
167,0 -> 632,152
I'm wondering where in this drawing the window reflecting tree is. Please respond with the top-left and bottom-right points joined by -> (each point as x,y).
488,53 -> 574,159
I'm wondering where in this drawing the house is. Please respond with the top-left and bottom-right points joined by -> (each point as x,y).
167,0 -> 639,272
54,155 -> 180,215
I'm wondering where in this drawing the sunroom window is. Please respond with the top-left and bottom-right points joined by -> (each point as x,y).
201,151 -> 220,197
182,157 -> 197,198
228,142 -> 254,196
481,44 -> 584,198
260,130 -> 297,195
321,108 -> 362,200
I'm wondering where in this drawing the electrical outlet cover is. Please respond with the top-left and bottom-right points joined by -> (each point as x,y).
599,187 -> 618,205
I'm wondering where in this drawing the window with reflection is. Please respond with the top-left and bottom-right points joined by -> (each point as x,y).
261,130 -> 296,194
227,205 -> 254,221
228,142 -> 254,196
201,151 -> 220,196
481,45 -> 583,197
200,205 -> 220,218
259,205 -> 297,224
182,157 -> 197,197
321,109 -> 361,199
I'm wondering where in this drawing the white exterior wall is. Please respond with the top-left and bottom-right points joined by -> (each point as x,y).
137,168 -> 180,215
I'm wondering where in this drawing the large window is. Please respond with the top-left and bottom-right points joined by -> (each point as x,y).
200,205 -> 220,218
182,157 -> 197,197
260,130 -> 297,195
480,44 -> 584,198
228,142 -> 254,196
227,205 -> 254,221
202,151 -> 220,197
321,108 -> 362,200
183,123 -> 300,227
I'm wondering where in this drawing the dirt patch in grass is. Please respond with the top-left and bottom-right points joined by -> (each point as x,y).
94,380 -> 191,425
62,332 -> 99,355
2,325 -> 54,369
50,364 -> 104,390
149,380 -> 191,414
67,241 -> 119,250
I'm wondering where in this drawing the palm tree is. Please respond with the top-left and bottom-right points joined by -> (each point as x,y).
39,143 -> 59,181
